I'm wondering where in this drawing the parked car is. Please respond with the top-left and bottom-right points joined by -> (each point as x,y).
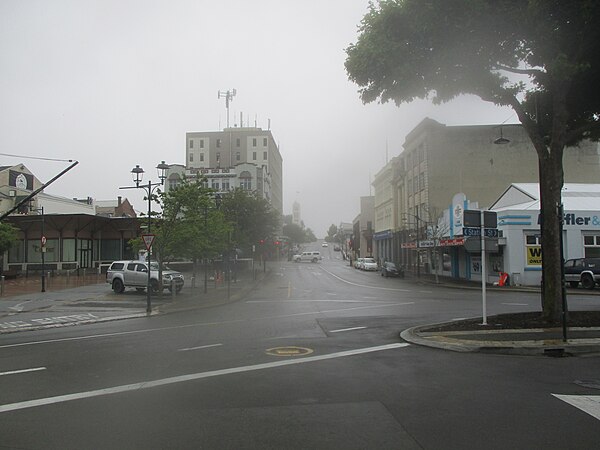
106,260 -> 184,294
564,257 -> 600,289
362,257 -> 378,271
381,261 -> 403,278
333,245 -> 341,251
353,258 -> 364,269
321,242 -> 328,247
293,251 -> 322,263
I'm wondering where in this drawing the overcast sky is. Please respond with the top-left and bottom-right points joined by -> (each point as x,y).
1,0 -> 514,237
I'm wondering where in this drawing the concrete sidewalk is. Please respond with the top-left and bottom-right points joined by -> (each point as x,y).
0,270 -> 267,334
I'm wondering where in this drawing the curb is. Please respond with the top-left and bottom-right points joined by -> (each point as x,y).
400,323 -> 600,356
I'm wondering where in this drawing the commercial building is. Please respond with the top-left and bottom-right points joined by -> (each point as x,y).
165,127 -> 283,215
371,118 -> 600,272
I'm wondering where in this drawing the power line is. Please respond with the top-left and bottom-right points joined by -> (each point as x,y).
0,152 -> 74,163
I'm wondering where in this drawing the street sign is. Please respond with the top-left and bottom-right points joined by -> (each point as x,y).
464,237 -> 499,253
463,227 -> 498,237
142,234 -> 155,251
463,210 -> 498,228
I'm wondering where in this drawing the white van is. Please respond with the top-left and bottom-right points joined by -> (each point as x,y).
293,251 -> 322,263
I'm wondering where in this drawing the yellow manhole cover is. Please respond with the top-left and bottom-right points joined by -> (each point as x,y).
265,346 -> 314,357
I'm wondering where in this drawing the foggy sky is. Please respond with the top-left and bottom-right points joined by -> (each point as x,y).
0,0 -> 513,237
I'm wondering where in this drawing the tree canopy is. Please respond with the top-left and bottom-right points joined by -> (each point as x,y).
346,1 -> 600,321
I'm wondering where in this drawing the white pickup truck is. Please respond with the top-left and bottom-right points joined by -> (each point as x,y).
106,260 -> 184,294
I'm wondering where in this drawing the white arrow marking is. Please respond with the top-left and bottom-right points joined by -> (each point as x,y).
553,394 -> 600,421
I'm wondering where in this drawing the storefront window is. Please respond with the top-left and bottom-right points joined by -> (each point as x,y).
100,239 -> 122,261
8,240 -> 24,263
525,233 -> 542,266
63,239 -> 76,261
583,234 -> 600,257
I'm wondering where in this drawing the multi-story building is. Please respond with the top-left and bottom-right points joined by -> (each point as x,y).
165,127 -> 283,215
351,196 -> 374,260
371,117 -> 600,271
372,158 -> 398,264
292,201 -> 301,226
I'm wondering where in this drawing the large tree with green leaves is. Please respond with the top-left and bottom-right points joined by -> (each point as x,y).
0,222 -> 18,274
219,189 -> 281,253
345,0 -> 600,322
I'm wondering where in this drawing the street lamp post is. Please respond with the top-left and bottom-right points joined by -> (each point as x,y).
121,161 -> 169,314
203,193 -> 222,294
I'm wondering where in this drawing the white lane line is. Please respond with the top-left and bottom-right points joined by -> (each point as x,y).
178,343 -> 223,352
330,326 -> 367,333
319,266 -> 412,292
0,303 -> 414,350
502,303 -> 529,306
246,300 -> 392,304
0,343 -> 409,414
553,394 -> 600,421
0,367 -> 46,376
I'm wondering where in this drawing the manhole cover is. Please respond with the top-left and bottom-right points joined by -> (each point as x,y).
265,346 -> 313,357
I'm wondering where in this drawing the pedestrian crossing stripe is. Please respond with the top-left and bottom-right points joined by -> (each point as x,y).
553,394 -> 600,421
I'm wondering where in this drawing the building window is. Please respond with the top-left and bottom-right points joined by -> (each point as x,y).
216,153 -> 220,163
584,234 -> 600,257
216,139 -> 221,148
263,137 -> 267,146
252,138 -> 257,147
189,140 -> 194,149
222,179 -> 230,191
200,153 -> 204,162
419,173 -> 425,190
418,144 -> 425,162
263,151 -> 267,160
253,152 -> 257,160
200,140 -> 204,149
525,234 -> 542,266
236,152 -> 241,161
236,138 -> 240,147
240,171 -> 252,190
189,153 -> 193,162
212,180 -> 219,190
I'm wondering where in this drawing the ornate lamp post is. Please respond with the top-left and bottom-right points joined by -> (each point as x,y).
121,161 -> 169,313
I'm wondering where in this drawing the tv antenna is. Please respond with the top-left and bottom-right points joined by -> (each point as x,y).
218,89 -> 237,128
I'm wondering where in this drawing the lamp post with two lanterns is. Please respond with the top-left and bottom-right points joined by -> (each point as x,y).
120,161 -> 169,314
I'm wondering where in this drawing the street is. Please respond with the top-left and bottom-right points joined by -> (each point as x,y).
1,251 -> 599,449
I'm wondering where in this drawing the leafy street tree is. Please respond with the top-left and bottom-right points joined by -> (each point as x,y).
0,222 -> 17,275
326,224 -> 338,242
283,223 -> 308,246
345,1 -> 600,322
219,188 -> 280,253
155,180 -> 230,286
305,228 -> 317,243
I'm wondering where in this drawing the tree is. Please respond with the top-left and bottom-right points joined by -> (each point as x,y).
156,180 -> 230,285
345,1 -> 600,322
220,189 -> 280,253
326,224 -> 338,242
283,223 -> 308,245
0,222 -> 17,274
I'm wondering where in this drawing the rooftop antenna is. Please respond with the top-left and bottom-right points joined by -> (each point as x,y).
218,89 -> 237,129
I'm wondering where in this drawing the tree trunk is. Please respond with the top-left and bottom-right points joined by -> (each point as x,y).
538,149 -> 564,323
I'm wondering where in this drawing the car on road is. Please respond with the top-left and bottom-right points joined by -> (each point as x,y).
353,258 -> 364,269
381,261 -> 403,278
361,257 -> 378,271
333,245 -> 341,251
564,257 -> 600,289
293,251 -> 322,263
321,242 -> 328,247
106,260 -> 185,294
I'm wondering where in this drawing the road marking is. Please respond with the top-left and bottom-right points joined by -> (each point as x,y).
246,299 -> 399,304
326,292 -> 338,296
0,343 -> 409,414
502,303 -> 529,306
178,343 -> 223,352
319,266 -> 412,292
0,367 -> 46,377
0,303 -> 414,350
330,326 -> 367,333
0,313 -> 99,330
553,394 -> 600,421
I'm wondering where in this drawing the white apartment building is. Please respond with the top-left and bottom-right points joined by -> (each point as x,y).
165,127 -> 283,214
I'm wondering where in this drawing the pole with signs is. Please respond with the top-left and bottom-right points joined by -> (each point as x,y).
480,210 -> 487,325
